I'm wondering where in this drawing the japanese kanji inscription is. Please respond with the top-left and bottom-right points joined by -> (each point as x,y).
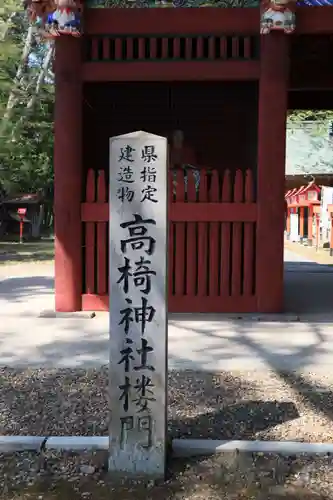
109,131 -> 168,477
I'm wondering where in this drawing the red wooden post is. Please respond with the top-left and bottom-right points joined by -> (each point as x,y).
186,170 -> 197,297
174,170 -> 185,297
208,170 -> 220,297
168,171 -> 175,297
286,207 -> 291,237
231,170 -> 243,297
299,206 -> 304,242
85,169 -> 96,295
308,205 -> 313,246
315,212 -> 320,250
330,212 -> 333,257
197,170 -> 208,296
220,170 -> 231,296
327,205 -> 333,256
243,170 -> 254,296
54,37 -> 82,312
256,33 -> 289,313
96,170 -> 107,296
17,208 -> 27,244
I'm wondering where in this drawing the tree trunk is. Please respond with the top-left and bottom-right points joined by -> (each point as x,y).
31,203 -> 44,238
10,44 -> 54,140
1,25 -> 34,129
26,45 -> 54,111
0,11 -> 16,42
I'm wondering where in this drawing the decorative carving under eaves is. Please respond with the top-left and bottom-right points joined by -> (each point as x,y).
23,0 -> 83,39
86,0 -> 259,6
260,0 -> 297,34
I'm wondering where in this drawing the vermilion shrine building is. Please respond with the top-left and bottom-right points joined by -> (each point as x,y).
285,182 -> 321,245
53,5 -> 333,314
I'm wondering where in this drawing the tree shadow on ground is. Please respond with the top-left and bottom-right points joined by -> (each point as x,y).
0,343 -> 330,497
228,319 -> 333,428
0,368 -> 299,439
0,276 -> 54,300
0,240 -> 54,264
0,367 -> 316,499
277,370 -> 333,424
171,400 -> 299,440
169,316 -> 329,372
174,316 -> 333,415
0,253 -> 54,263
0,276 -> 54,317
284,257 -> 333,316
165,316 -> 333,495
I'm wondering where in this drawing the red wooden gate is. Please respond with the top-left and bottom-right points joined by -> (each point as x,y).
81,167 -> 256,312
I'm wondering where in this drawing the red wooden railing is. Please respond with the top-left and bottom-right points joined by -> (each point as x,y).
84,169 -> 108,300
81,168 -> 257,313
82,10 -> 260,82
168,168 -> 256,312
85,35 -> 258,63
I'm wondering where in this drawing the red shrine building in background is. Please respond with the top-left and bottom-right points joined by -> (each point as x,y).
25,0 -> 333,313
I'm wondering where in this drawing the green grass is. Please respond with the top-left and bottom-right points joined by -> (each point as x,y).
0,239 -> 54,264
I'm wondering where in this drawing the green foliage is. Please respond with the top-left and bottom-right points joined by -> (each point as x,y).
0,0 -> 332,198
0,0 -> 54,197
0,97 -> 54,195
288,109 -> 333,124
0,6 -> 22,115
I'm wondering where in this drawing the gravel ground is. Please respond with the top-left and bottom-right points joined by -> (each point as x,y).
2,368 -> 333,498
1,368 -> 333,442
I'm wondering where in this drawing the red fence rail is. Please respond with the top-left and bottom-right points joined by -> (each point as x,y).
84,35 -> 259,63
81,168 -> 257,313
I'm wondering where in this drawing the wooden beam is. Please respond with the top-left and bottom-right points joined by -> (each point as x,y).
84,8 -> 259,35
297,7 -> 333,34
84,7 -> 333,36
81,202 -> 257,222
289,90 -> 333,110
308,205 -> 313,246
82,293 -> 257,313
82,61 -> 260,82
299,206 -> 304,238
288,202 -> 320,209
